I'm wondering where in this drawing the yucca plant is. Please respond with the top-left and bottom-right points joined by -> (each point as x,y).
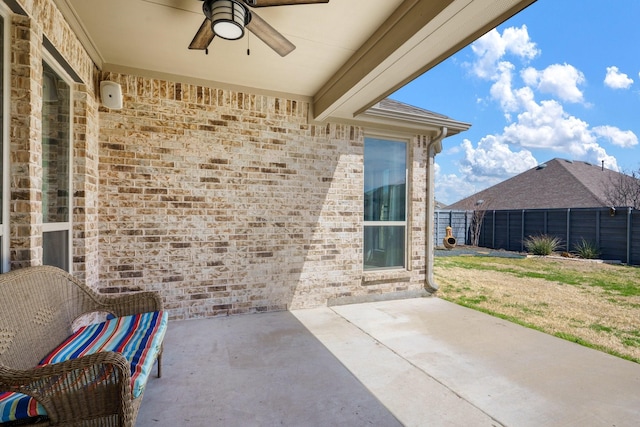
523,234 -> 562,256
573,238 -> 600,259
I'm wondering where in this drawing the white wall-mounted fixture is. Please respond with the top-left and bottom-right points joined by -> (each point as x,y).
100,81 -> 123,109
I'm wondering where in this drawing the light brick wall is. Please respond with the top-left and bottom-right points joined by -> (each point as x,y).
21,0 -> 95,91
97,72 -> 430,319
9,0 -> 100,284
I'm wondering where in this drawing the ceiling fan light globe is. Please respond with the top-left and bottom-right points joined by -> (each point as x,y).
213,20 -> 244,40
209,0 -> 248,40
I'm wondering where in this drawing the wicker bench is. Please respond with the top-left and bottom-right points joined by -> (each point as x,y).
0,266 -> 167,426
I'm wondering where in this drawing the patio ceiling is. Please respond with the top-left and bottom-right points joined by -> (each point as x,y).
53,0 -> 536,121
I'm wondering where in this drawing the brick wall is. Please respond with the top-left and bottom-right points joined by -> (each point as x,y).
97,72 -> 429,319
9,0 -> 99,280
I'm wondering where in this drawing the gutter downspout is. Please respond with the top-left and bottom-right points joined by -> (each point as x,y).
425,127 -> 447,293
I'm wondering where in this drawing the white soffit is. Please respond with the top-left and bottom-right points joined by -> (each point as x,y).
53,0 -> 403,98
316,0 -> 536,121
51,0 -> 535,122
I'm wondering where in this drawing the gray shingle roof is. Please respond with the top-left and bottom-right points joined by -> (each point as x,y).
447,158 -> 633,210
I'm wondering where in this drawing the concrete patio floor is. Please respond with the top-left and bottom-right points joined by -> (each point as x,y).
137,298 -> 640,426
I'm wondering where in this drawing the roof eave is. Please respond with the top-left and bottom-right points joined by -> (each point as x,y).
313,0 -> 537,121
357,105 -> 471,136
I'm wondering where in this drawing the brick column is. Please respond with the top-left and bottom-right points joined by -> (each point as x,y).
72,84 -> 101,285
9,14 -> 43,269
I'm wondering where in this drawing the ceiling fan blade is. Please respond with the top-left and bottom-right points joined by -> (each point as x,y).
244,0 -> 329,7
246,12 -> 296,57
189,18 -> 215,50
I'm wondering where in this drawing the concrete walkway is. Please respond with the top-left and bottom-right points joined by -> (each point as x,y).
137,298 -> 640,426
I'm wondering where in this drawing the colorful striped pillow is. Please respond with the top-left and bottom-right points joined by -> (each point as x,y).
0,311 -> 167,423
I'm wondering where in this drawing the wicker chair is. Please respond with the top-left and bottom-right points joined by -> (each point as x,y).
0,266 -> 164,426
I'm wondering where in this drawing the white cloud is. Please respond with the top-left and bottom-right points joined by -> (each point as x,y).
502,26 -> 540,59
444,23 -> 627,203
450,89 -> 623,193
471,26 -> 539,80
459,137 -> 538,182
604,66 -> 634,89
489,62 -> 518,116
498,98 -> 620,170
593,126 -> 639,148
521,63 -> 586,103
434,163 -> 480,205
470,48 -> 622,171
435,137 -> 538,204
501,99 -> 592,149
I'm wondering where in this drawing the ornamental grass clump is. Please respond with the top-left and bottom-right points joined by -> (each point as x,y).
523,234 -> 562,256
573,238 -> 601,259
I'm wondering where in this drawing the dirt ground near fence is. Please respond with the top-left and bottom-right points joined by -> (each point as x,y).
433,253 -> 640,362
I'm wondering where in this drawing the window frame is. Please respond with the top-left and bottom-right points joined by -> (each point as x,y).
41,50 -> 74,272
363,134 -> 410,271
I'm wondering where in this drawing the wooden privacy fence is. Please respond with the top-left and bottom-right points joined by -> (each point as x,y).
436,207 -> 640,265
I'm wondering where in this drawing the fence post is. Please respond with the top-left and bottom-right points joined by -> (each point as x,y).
521,210 -> 525,252
492,210 -> 496,249
627,207 -> 633,265
506,212 -> 511,251
544,211 -> 548,234
434,211 -> 439,248
596,210 -> 601,249
566,208 -> 571,251
464,211 -> 468,245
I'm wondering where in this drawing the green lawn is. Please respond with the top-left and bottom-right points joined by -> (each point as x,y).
434,255 -> 640,363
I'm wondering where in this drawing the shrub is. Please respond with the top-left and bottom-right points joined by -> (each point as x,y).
523,234 -> 562,256
573,238 -> 600,259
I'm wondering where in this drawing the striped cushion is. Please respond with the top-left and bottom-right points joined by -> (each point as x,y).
41,311 -> 168,398
0,311 -> 167,423
0,392 -> 46,423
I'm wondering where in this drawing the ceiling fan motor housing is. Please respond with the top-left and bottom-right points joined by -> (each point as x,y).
203,0 -> 252,40
191,0 -> 328,54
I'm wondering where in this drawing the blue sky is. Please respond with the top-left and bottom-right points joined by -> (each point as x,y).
391,0 -> 640,205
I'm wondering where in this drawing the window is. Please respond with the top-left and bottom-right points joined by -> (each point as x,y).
0,8 -> 8,272
42,59 -> 72,271
364,137 -> 407,270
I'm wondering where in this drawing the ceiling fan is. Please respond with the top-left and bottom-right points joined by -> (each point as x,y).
189,0 -> 329,57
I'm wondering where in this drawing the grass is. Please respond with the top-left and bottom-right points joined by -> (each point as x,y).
589,323 -> 613,333
437,256 -> 640,297
434,255 -> 640,363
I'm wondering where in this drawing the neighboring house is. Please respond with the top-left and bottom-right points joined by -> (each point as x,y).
435,200 -> 448,210
447,158 -> 636,211
0,0 -> 533,319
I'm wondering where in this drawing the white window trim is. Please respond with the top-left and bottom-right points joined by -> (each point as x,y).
0,3 -> 10,272
42,49 -> 74,273
363,134 -> 411,271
